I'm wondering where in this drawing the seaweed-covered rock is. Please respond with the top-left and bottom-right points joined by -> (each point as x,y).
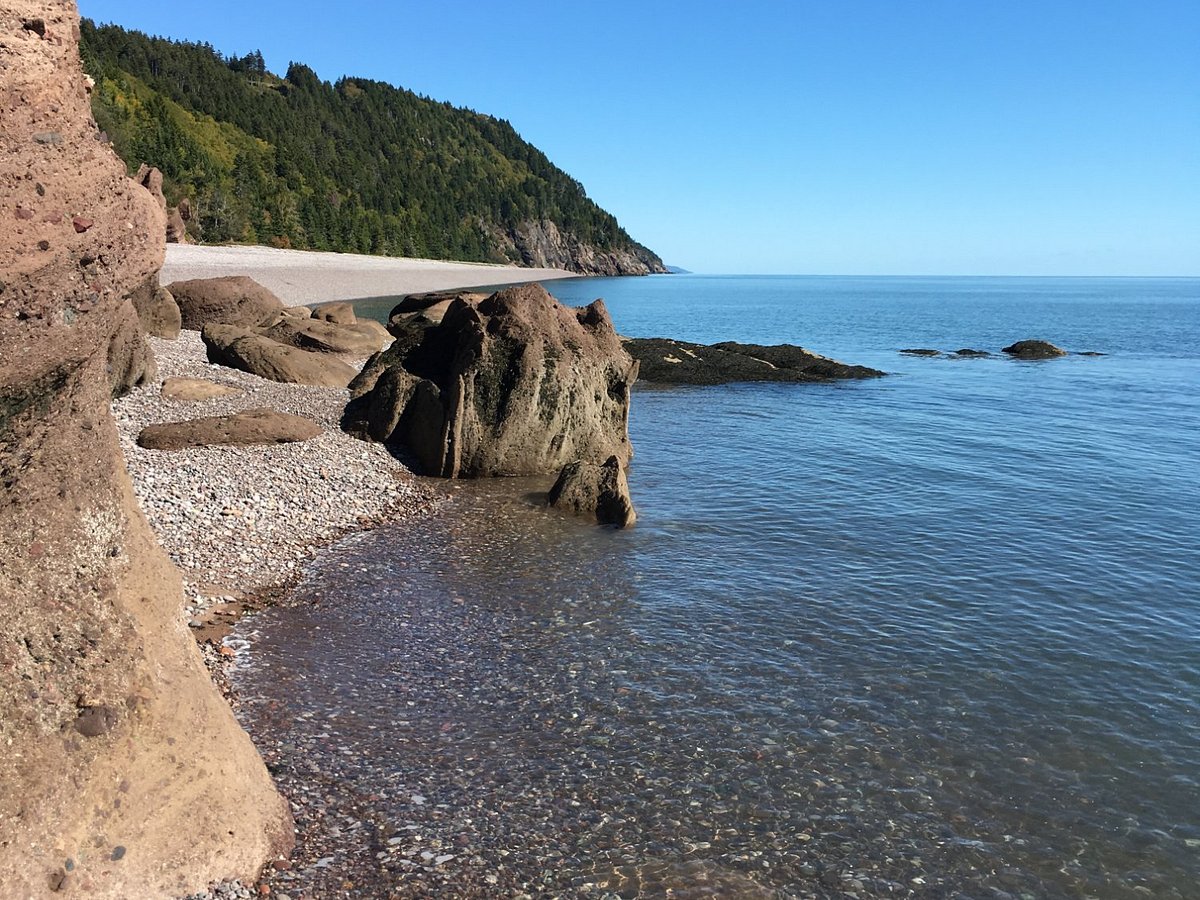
347,283 -> 637,477
1002,339 -> 1068,359
626,338 -> 884,385
548,455 -> 637,528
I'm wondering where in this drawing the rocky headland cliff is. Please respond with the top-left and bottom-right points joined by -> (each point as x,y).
0,4 -> 291,896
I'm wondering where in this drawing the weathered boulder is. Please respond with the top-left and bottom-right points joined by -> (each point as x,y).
279,304 -> 313,320
161,376 -> 243,402
1002,339 -> 1068,359
107,299 -> 158,396
259,316 -> 388,356
548,455 -> 637,528
0,4 -> 292,895
165,205 -> 188,243
136,163 -> 188,243
626,338 -> 885,385
389,290 -> 489,331
346,283 -> 637,477
138,408 -> 322,450
167,275 -> 285,330
311,300 -> 356,325
203,324 -> 357,387
128,274 -> 182,339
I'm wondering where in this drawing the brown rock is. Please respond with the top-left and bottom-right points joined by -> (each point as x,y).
161,377 -> 242,402
548,455 -> 637,528
107,299 -> 158,397
165,207 -> 187,243
346,283 -> 637,477
127,276 -> 181,340
202,325 -> 357,387
388,290 -> 488,330
135,165 -> 166,209
259,317 -> 388,357
71,215 -> 93,233
137,408 -> 322,450
0,3 -> 292,894
310,301 -> 356,325
167,275 -> 285,330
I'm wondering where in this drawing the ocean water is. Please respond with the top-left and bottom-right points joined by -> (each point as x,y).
237,276 -> 1200,898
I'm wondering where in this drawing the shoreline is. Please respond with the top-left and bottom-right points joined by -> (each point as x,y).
161,244 -> 580,307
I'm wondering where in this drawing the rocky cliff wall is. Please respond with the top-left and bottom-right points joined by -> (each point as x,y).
489,218 -> 668,276
0,3 -> 291,896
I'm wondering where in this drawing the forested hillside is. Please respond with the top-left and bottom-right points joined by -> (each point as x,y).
79,20 -> 665,275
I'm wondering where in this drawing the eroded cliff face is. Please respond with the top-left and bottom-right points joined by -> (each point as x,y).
0,3 -> 291,896
488,219 -> 668,276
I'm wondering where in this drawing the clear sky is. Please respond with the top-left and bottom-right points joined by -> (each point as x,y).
78,0 -> 1199,275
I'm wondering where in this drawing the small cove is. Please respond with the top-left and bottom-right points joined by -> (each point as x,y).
236,276 -> 1200,897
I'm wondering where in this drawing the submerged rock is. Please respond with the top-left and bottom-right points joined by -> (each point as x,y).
137,407 -> 322,450
347,283 -> 637,477
953,348 -> 990,357
1002,339 -> 1068,359
626,338 -> 884,385
548,455 -> 637,528
900,348 -> 942,357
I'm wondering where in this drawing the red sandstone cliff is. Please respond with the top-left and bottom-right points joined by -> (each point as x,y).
0,3 -> 292,896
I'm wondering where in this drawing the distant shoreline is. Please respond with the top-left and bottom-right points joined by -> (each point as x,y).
161,244 -> 580,307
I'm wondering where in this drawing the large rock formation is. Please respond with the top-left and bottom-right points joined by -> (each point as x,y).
0,5 -> 292,896
259,315 -> 389,357
346,283 -> 638,477
167,275 -> 285,330
626,338 -> 885,385
202,324 -> 358,387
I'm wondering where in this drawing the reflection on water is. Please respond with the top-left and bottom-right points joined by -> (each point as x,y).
239,277 -> 1200,898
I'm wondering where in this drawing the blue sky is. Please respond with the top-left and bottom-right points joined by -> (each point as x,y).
79,0 -> 1199,275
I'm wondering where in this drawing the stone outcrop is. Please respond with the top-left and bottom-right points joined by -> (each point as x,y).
0,5 -> 292,895
626,338 -> 885,385
137,408 -> 322,450
389,290 -> 489,329
485,218 -> 668,276
547,455 -> 637,528
260,316 -> 389,357
106,298 -> 159,396
1002,339 -> 1068,359
161,376 -> 242,402
167,275 -> 285,330
310,301 -> 356,325
128,274 -> 181,340
202,324 -> 357,387
346,283 -> 638,477
136,164 -> 187,243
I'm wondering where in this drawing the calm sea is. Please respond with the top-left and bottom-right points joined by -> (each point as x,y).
237,276 -> 1200,898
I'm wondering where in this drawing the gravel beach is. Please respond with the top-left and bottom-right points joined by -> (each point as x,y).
161,244 -> 578,307
113,331 -> 438,628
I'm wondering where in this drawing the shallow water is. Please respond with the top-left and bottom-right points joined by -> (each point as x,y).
239,276 -> 1200,897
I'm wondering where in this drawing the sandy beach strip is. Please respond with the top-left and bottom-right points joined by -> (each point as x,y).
161,244 -> 579,307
